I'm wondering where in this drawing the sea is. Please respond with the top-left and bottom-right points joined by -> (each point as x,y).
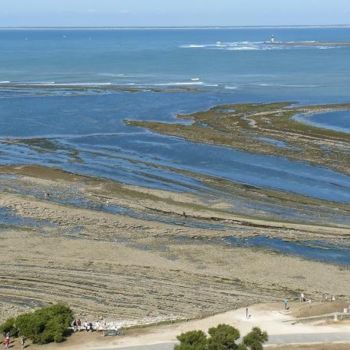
0,27 -> 350,205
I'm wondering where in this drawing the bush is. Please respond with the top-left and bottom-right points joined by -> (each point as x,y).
175,330 -> 208,350
241,327 -> 268,350
0,317 -> 18,337
0,304 -> 73,345
208,324 -> 240,350
174,325 -> 268,350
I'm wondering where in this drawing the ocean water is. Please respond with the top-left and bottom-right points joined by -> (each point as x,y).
295,110 -> 350,134
0,28 -> 350,207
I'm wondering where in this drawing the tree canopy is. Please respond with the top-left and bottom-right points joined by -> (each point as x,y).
175,330 -> 208,350
0,304 -> 74,344
175,325 -> 268,350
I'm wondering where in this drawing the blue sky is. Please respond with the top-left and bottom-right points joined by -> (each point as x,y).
1,0 -> 350,27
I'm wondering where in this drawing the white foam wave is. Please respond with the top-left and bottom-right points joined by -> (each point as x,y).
180,44 -> 206,48
254,83 -> 319,88
180,40 -> 344,51
225,86 -> 239,90
0,80 -> 221,91
153,81 -> 204,86
316,46 -> 338,50
227,46 -> 259,51
180,41 -> 272,51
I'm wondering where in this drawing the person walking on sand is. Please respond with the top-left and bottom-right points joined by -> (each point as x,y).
245,307 -> 249,319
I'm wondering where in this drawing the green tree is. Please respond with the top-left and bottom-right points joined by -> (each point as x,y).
174,325 -> 268,350
241,327 -> 268,350
0,317 -> 18,337
0,304 -> 73,345
208,324 -> 240,350
175,330 -> 208,350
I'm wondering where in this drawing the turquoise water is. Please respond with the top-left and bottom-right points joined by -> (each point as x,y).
0,28 -> 350,205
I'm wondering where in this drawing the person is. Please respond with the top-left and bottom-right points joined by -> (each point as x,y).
300,293 -> 305,302
77,319 -> 82,330
245,307 -> 249,319
72,319 -> 77,332
284,299 -> 289,310
20,336 -> 26,350
3,334 -> 10,349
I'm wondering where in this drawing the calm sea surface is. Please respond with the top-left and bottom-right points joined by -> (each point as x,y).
0,28 -> 350,203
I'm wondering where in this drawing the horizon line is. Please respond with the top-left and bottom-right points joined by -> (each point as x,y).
1,24 -> 350,30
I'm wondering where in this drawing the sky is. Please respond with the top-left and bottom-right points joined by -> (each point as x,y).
1,0 -> 350,27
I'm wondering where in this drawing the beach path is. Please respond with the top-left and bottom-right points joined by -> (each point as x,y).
72,303 -> 350,350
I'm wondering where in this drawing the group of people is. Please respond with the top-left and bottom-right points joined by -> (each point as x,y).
300,292 -> 312,303
72,319 -> 121,335
72,319 -> 94,332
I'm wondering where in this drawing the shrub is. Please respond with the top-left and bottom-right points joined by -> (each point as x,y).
241,327 -> 268,350
208,324 -> 240,350
175,330 -> 208,350
174,325 -> 268,350
0,317 -> 18,337
0,304 -> 73,345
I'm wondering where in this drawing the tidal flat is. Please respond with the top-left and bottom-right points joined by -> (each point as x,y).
0,162 -> 349,324
126,102 -> 350,175
0,102 -> 350,325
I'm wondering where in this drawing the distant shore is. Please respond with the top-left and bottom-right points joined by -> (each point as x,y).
2,25 -> 350,29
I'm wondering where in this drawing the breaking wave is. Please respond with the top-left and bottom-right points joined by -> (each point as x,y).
180,41 -> 347,51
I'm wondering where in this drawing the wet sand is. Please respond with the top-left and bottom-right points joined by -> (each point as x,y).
0,165 -> 349,325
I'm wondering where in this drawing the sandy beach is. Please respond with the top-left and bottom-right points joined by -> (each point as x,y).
0,165 -> 349,326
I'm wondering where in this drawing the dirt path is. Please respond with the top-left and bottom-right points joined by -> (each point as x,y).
18,303 -> 350,350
